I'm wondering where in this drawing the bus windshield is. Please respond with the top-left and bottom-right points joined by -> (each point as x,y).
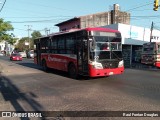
142,43 -> 155,54
90,36 -> 122,61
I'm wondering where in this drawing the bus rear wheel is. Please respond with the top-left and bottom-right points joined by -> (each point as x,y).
68,63 -> 77,79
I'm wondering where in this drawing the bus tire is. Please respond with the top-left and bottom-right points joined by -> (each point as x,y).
42,60 -> 48,72
68,63 -> 77,79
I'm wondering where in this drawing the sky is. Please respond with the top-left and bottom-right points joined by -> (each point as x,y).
0,0 -> 160,38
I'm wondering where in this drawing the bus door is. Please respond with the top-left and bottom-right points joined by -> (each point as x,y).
35,42 -> 41,65
77,38 -> 89,75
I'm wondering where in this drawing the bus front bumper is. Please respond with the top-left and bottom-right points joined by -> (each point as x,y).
89,66 -> 124,77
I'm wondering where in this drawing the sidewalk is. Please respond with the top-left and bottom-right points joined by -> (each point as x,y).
0,59 -> 42,77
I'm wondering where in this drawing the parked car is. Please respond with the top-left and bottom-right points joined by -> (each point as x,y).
27,50 -> 34,58
19,51 -> 27,58
10,53 -> 22,61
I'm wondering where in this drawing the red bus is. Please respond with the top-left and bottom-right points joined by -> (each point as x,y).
141,42 -> 160,68
34,27 -> 124,78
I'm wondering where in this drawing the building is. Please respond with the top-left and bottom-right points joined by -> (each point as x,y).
103,23 -> 160,67
0,41 -> 15,55
0,41 -> 5,51
55,4 -> 130,31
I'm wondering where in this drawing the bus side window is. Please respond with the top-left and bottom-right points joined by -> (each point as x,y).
66,36 -> 75,54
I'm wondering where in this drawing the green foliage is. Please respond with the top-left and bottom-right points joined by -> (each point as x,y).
7,37 -> 18,45
15,31 -> 42,51
0,18 -> 14,44
30,31 -> 42,49
15,37 -> 29,51
31,30 -> 42,40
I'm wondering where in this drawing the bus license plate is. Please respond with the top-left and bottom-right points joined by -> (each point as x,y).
109,72 -> 113,75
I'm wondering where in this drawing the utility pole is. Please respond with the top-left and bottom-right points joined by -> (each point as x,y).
150,22 -> 154,42
45,28 -> 50,36
25,25 -> 32,49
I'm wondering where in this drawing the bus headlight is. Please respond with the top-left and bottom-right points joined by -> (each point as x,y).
118,60 -> 124,67
91,62 -> 103,69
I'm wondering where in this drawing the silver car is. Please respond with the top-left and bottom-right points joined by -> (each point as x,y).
28,50 -> 34,58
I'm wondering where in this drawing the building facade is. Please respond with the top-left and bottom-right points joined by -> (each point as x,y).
0,41 -> 5,51
55,4 -> 130,31
0,41 -> 15,55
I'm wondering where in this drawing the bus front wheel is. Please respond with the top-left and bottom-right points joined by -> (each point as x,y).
68,63 -> 77,79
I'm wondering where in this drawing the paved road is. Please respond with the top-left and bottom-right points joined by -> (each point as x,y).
0,56 -> 160,120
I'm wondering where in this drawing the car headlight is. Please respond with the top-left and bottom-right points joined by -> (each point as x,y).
118,60 -> 124,67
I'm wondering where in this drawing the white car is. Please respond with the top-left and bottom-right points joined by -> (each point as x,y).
28,50 -> 34,58
19,52 -> 27,58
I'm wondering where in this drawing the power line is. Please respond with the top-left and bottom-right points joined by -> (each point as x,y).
3,6 -> 76,18
126,2 -> 153,12
2,15 -> 73,19
153,25 -> 160,30
0,0 -> 6,13
10,18 -> 69,23
123,2 -> 154,24
9,15 -> 160,24
14,28 -> 27,31
18,0 -> 85,13
129,9 -> 152,12
6,15 -> 160,19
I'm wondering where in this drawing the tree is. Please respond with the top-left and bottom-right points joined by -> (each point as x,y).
31,30 -> 42,40
30,31 -> 42,49
15,37 -> 29,51
0,18 -> 14,44
15,31 -> 42,51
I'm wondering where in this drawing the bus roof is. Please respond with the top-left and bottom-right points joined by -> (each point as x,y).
35,27 -> 120,40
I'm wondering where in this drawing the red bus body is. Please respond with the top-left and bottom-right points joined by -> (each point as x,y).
34,27 -> 124,78
141,42 -> 160,68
